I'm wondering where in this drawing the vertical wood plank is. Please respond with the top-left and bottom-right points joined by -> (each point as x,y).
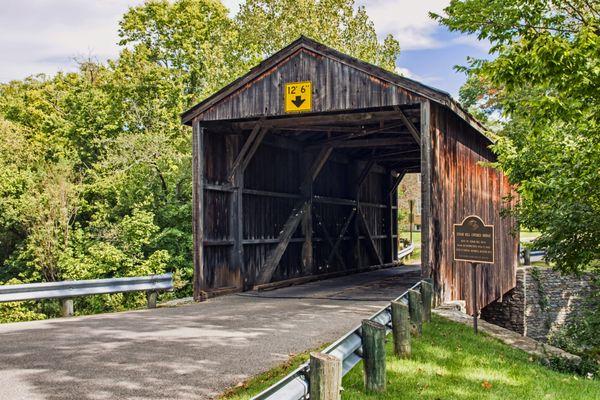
228,133 -> 245,289
301,151 -> 314,275
420,100 -> 432,282
192,120 -> 206,299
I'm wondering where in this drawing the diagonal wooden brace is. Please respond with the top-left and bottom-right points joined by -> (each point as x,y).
228,117 -> 266,181
255,201 -> 309,285
357,209 -> 383,266
314,210 -> 346,269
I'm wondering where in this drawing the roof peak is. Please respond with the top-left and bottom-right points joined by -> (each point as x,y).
180,37 -> 488,139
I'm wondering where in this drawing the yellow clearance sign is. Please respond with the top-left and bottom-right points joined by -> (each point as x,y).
284,81 -> 312,113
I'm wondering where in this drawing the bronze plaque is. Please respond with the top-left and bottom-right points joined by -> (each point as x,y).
453,215 -> 494,264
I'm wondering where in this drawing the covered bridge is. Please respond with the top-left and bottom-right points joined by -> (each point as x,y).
181,37 -> 518,311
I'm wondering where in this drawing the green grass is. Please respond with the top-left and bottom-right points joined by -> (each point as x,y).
220,344 -> 328,399
520,231 -> 541,241
341,315 -> 600,399
399,231 -> 421,264
219,315 -> 600,399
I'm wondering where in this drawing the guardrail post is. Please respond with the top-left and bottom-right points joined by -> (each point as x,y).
61,298 -> 73,317
420,281 -> 433,323
361,320 -> 386,393
408,290 -> 422,336
309,352 -> 342,400
391,301 -> 411,358
523,248 -> 531,266
146,290 -> 158,309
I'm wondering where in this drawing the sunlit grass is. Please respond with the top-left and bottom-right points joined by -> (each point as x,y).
220,315 -> 599,399
341,315 -> 600,399
220,344 -> 327,400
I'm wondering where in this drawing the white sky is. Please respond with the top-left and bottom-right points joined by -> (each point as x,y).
0,0 -> 454,82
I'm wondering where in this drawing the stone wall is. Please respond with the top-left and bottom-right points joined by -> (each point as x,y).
481,266 -> 596,342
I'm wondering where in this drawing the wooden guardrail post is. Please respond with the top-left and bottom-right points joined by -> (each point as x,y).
61,298 -> 73,317
420,281 -> 433,323
523,248 -> 531,266
309,352 -> 342,400
361,320 -> 386,393
146,290 -> 158,309
391,301 -> 411,358
408,289 -> 422,336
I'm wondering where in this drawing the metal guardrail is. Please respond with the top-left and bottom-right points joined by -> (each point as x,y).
398,243 -> 415,260
251,279 -> 423,400
518,244 -> 546,263
0,274 -> 173,303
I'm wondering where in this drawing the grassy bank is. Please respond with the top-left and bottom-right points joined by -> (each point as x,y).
342,315 -> 600,399
225,315 -> 600,399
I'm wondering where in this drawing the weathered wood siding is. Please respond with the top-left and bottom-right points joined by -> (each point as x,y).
198,48 -> 422,121
188,39 -> 517,307
426,103 -> 518,312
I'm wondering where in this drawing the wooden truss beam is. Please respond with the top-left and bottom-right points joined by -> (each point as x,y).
309,122 -> 406,148
356,160 -> 375,188
368,149 -> 421,161
326,208 -> 357,266
394,106 -> 421,144
314,211 -> 346,269
228,118 -> 267,181
325,137 -> 414,148
357,209 -> 383,266
233,110 -> 409,130
255,201 -> 310,285
388,169 -> 407,196
256,146 -> 333,285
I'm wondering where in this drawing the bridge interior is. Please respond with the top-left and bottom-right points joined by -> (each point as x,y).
197,105 -> 423,294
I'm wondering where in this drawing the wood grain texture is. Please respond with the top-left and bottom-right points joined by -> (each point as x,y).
427,102 -> 518,313
187,41 -> 517,309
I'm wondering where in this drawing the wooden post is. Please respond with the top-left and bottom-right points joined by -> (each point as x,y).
523,248 -> 531,266
146,291 -> 158,309
472,262 -> 478,334
228,133 -> 245,289
192,120 -> 205,299
61,298 -> 73,317
408,289 -> 423,336
385,169 -> 394,263
420,281 -> 433,323
391,301 -> 411,358
309,352 -> 342,400
301,151 -> 314,275
361,320 -> 386,393
420,100 -> 432,280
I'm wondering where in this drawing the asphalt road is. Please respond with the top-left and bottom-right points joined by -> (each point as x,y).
0,265 -> 420,400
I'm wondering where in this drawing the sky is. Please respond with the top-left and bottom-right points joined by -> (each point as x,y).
0,0 -> 491,98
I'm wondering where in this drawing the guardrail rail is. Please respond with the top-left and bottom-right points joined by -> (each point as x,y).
0,273 -> 173,316
251,279 -> 424,400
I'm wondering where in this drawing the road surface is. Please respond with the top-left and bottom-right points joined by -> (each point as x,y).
0,265 -> 420,400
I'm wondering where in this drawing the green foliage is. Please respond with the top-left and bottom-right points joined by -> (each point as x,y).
235,0 -> 400,72
0,0 -> 398,322
432,0 -> 600,274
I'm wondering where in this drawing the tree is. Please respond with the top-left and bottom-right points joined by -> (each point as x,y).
1,0 -> 401,321
235,0 -> 400,71
432,0 -> 600,273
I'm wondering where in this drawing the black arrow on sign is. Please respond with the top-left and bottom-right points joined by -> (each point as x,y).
291,95 -> 305,108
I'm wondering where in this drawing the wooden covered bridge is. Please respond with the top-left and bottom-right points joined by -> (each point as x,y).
181,37 -> 518,311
